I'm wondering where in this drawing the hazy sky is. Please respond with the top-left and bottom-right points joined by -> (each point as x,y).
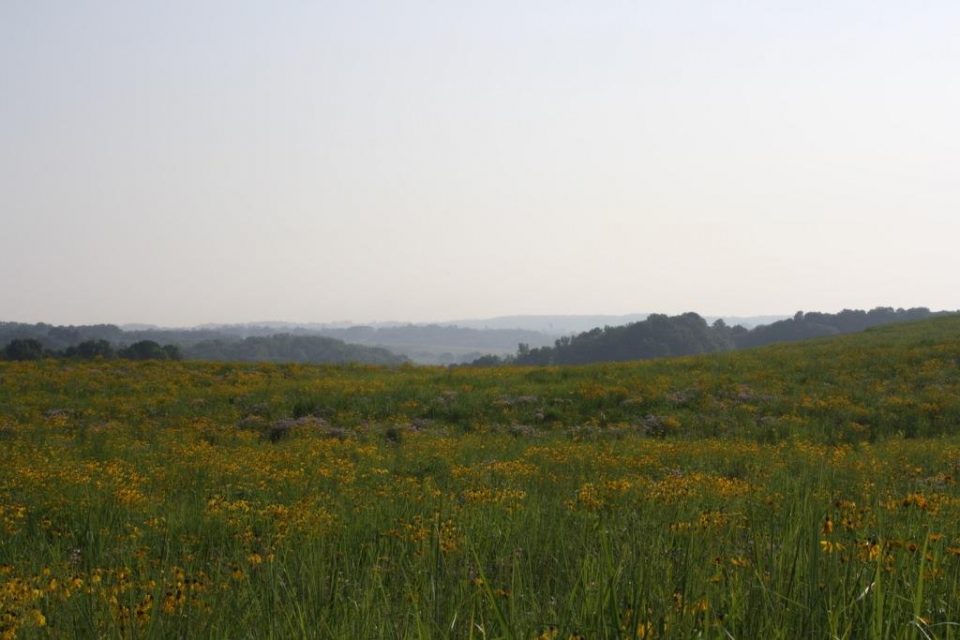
2,1 -> 958,326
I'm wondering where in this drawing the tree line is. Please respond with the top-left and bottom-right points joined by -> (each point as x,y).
186,334 -> 404,365
2,338 -> 181,361
473,307 -> 946,366
0,332 -> 405,365
1,307 -> 947,366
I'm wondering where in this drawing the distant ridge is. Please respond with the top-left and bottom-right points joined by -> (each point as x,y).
483,307 -> 948,366
441,314 -> 649,333
0,322 -> 406,366
5,309 -> 948,368
443,313 -> 788,334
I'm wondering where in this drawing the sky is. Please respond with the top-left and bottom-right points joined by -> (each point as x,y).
1,1 -> 958,326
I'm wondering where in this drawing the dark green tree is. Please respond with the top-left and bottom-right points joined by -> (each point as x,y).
3,338 -> 44,361
119,340 -> 170,360
65,339 -> 115,359
162,344 -> 182,360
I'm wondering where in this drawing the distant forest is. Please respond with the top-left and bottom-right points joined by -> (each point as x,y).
186,334 -> 403,365
0,307 -> 950,367
473,307 -> 946,366
0,323 -> 405,365
286,324 -> 553,364
0,322 -> 555,365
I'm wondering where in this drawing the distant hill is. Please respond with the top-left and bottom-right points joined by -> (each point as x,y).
484,307 -> 949,366
4,308 -> 950,368
0,321 -> 554,365
186,323 -> 556,364
734,308 -> 940,349
302,324 -> 554,364
186,334 -> 405,365
444,314 -> 651,334
705,314 -> 789,329
444,313 -> 787,333
0,323 -> 406,366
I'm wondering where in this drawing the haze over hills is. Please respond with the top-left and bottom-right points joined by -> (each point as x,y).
3,307 -> 954,367
490,307 -> 950,366
1,320 -> 555,365
107,314 -> 793,364
440,314 -> 649,334
443,314 -> 789,333
0,322 -> 407,366
184,323 -> 556,364
177,313 -> 788,336
197,314 -> 791,362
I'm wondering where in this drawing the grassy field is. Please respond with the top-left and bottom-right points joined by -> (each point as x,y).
2,317 -> 960,638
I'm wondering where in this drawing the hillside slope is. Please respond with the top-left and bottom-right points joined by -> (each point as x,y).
3,315 -> 958,443
500,307 -> 946,366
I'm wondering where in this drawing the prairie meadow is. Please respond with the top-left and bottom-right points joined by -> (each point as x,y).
2,317 -> 960,638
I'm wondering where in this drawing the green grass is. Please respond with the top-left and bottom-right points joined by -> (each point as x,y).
1,316 -> 960,638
